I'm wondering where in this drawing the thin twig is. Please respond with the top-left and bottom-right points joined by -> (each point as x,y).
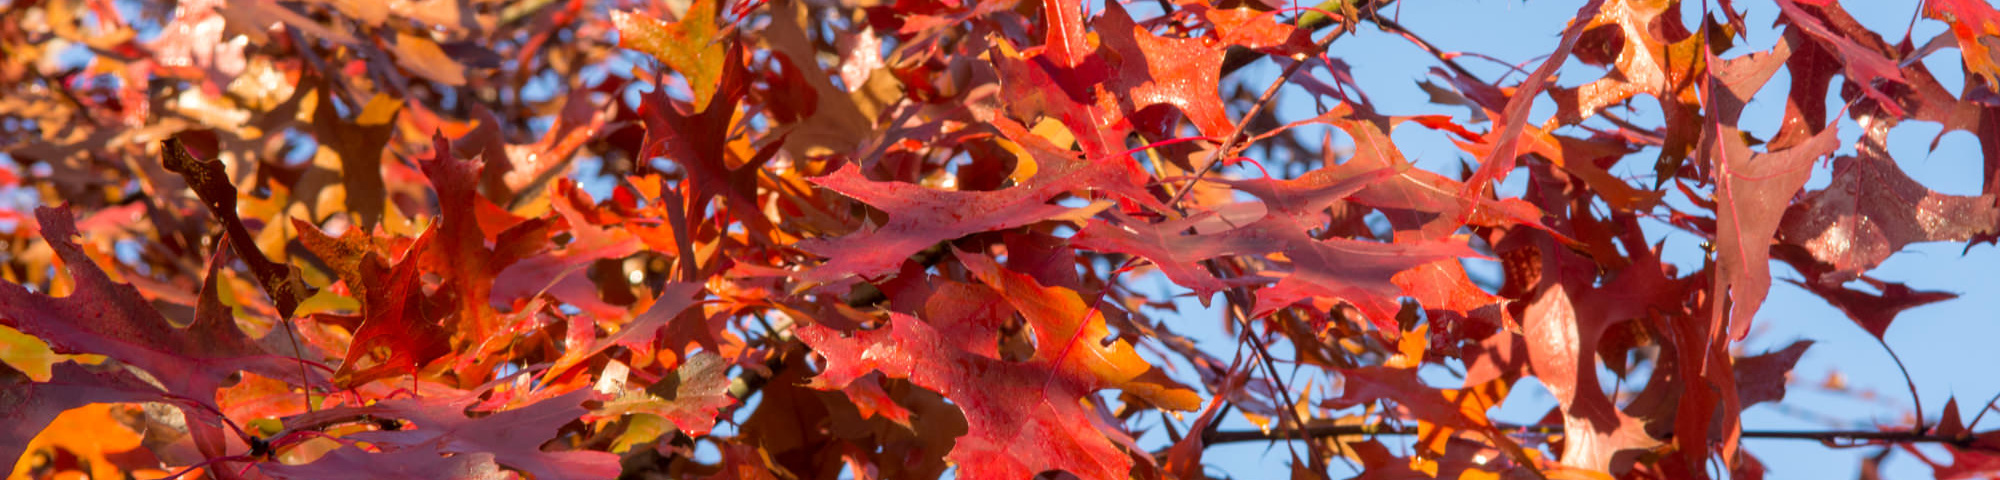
1205,423 -> 1990,447
1163,27 -> 1343,212
1207,259 -> 1325,471
1874,335 -> 1928,434
1156,8 -> 1347,474
1967,388 -> 2000,431
1367,14 -> 1482,82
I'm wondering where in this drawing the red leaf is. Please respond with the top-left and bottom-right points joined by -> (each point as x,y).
329,224 -> 453,387
1093,4 -> 1231,137
1925,0 -> 2000,87
1786,277 -> 1958,340
1315,106 -> 1560,239
0,207 -> 316,409
1069,215 -> 1281,300
1326,365 -> 1491,431
1216,164 -> 1396,224
1711,122 -> 1840,340
282,389 -> 621,480
1392,259 -> 1509,333
633,41 -> 777,247
958,251 -> 1199,409
586,352 -> 736,436
1038,0 -> 1087,69
607,281 -> 707,353
796,139 -> 1153,283
418,131 -> 533,341
2,362 -> 164,475
1940,398 -> 1969,440
1180,3 -> 1316,56
1516,240 -> 1673,471
263,446 -> 509,480
490,181 -> 642,319
1464,0 -> 1609,197
1774,0 -> 1907,115
1779,137 -> 2000,284
798,163 -> 1078,283
1735,340 -> 1812,407
1250,218 -> 1479,328
796,312 -> 1137,480
1521,282 -> 1660,470
840,375 -> 914,427
1076,212 -> 1475,329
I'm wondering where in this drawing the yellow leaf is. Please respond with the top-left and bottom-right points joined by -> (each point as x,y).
354,93 -> 403,126
612,0 -> 728,111
11,404 -> 145,480
391,32 -> 466,86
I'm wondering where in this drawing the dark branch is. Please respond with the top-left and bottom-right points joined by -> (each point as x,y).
1206,423 -> 1985,447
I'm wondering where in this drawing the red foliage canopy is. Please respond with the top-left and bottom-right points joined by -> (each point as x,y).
5,0 -> 2000,478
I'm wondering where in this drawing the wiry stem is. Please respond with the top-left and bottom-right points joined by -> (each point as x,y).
1163,26 -> 1344,212
1203,422 -> 2000,448
1875,335 -> 1928,435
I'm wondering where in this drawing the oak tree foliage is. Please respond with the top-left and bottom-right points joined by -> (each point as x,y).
1,0 -> 1999,478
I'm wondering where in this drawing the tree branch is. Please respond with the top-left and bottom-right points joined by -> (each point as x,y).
1205,423 -> 1987,447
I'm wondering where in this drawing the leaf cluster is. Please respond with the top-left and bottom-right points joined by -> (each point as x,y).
2,0 -> 2000,479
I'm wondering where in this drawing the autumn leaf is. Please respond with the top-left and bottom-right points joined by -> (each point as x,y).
796,311 -> 1140,480
1250,218 -> 1481,328
1925,0 -> 2000,87
586,351 -> 737,436
263,446 -> 508,480
1786,277 -> 1958,340
1092,3 -> 1231,138
327,225 -> 453,387
1775,0 -> 1907,114
161,136 -> 317,319
490,181 -> 642,319
606,281 -> 708,354
0,207 -> 320,410
1070,215 -> 1284,300
417,131 -> 541,346
1778,133 -> 2000,285
795,148 -> 1149,283
1711,122 -> 1840,340
276,388 -> 621,480
309,87 -> 397,229
12,0 -> 2000,477
1736,340 -> 1812,407
2,362 -> 164,476
1463,0 -> 1610,198
613,0 -> 730,111
1521,281 -> 1662,471
958,251 -> 1200,410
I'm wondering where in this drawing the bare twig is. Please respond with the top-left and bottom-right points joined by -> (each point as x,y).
1966,388 -> 2000,431
1205,422 -> 1993,448
1163,27 -> 1343,212
1874,336 -> 1929,435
